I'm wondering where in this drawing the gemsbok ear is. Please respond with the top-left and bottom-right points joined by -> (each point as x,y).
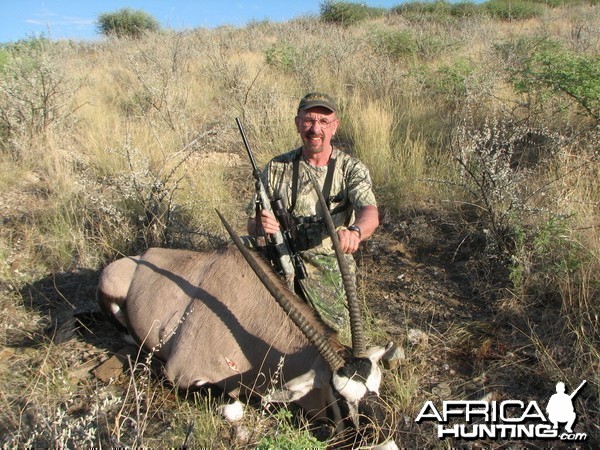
367,342 -> 395,363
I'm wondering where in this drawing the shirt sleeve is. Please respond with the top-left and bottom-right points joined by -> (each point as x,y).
346,159 -> 377,211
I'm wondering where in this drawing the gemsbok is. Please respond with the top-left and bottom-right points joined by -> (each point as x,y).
97,178 -> 398,449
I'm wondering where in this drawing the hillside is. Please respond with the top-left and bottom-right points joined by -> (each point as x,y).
0,2 -> 598,447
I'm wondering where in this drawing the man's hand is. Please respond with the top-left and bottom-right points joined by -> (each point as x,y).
247,204 -> 379,256
247,209 -> 280,236
259,209 -> 280,235
336,205 -> 379,254
337,227 -> 361,254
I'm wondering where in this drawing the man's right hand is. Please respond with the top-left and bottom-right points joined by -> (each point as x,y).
247,209 -> 280,236
259,209 -> 280,235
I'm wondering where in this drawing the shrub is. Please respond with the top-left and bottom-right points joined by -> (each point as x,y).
392,0 -> 453,17
451,114 -> 556,253
525,0 -> 582,7
0,48 -> 10,72
96,8 -> 160,38
0,38 -> 84,157
483,0 -> 546,21
265,42 -> 299,70
416,58 -> 476,100
450,1 -> 481,17
503,38 -> 600,122
392,1 -> 485,22
320,1 -> 387,26
368,29 -> 417,59
394,0 -> 451,14
510,215 -> 583,297
529,51 -> 599,121
415,34 -> 449,60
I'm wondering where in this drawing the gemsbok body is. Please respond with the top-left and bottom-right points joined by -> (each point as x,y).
98,180 -> 398,448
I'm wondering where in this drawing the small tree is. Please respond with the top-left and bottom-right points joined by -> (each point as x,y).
97,8 -> 160,39
502,37 -> 600,122
320,1 -> 386,26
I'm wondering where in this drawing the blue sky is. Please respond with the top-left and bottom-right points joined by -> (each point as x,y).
0,1 -> 406,43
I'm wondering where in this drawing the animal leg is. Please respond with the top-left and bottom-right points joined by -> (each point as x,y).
218,399 -> 252,444
217,399 -> 245,423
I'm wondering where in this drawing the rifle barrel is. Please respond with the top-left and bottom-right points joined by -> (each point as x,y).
235,117 -> 260,176
569,380 -> 587,399
235,117 -> 297,283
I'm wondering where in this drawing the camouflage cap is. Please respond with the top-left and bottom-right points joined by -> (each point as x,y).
297,92 -> 338,114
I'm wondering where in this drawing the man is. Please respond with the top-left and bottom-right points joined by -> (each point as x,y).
546,382 -> 577,433
246,92 -> 379,341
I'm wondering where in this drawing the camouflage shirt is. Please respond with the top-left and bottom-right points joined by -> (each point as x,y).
247,146 -> 377,339
248,146 -> 377,256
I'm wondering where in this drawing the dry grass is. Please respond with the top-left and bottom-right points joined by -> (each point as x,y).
0,2 -> 598,447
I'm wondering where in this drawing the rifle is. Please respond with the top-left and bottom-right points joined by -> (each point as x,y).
235,118 -> 307,284
569,380 -> 587,400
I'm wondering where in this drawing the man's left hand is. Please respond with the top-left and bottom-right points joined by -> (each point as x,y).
337,227 -> 361,254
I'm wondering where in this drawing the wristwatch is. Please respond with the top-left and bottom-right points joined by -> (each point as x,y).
347,224 -> 362,239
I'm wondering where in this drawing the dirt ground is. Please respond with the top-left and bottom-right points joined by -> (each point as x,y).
359,206 -> 596,449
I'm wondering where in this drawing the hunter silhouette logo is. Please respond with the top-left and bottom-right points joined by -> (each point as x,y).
415,380 -> 588,442
546,380 -> 586,434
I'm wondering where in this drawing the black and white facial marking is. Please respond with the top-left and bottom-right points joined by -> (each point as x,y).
332,357 -> 383,404
331,345 -> 392,431
331,356 -> 396,447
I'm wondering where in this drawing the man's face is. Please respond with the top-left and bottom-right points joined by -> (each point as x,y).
295,106 -> 339,156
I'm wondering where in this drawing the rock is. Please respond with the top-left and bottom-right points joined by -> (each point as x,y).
432,382 -> 451,399
93,346 -> 137,383
381,344 -> 406,370
407,328 -> 429,346
69,359 -> 101,381
93,355 -> 127,383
